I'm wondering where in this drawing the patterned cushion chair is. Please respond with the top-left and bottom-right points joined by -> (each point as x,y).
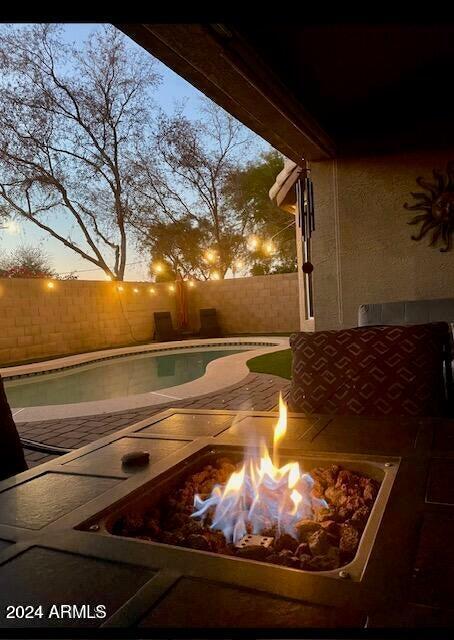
288,323 -> 452,418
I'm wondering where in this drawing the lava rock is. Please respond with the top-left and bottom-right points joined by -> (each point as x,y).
339,524 -> 360,556
310,467 -> 329,488
182,519 -> 203,536
163,512 -> 187,530
311,482 -> 325,499
159,531 -> 187,546
224,543 -> 239,556
335,469 -> 355,488
336,505 -> 350,520
266,549 -> 301,568
325,485 -> 348,507
363,480 -> 378,503
326,532 -> 340,546
264,550 -> 296,566
320,520 -> 341,538
311,465 -> 339,488
280,554 -> 300,569
344,495 -> 363,512
316,507 -> 338,523
204,530 -> 227,553
296,519 -> 321,541
186,534 -> 210,551
274,533 -> 298,553
144,518 -> 161,537
122,512 -> 144,533
295,542 -> 310,558
265,553 -> 282,565
308,529 -> 331,556
299,554 -> 313,569
327,546 -> 341,565
350,506 -> 370,531
308,550 -> 341,571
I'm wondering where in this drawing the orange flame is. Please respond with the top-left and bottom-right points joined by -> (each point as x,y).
192,394 -> 327,543
273,392 -> 287,466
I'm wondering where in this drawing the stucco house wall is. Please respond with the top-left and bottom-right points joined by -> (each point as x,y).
310,148 -> 454,330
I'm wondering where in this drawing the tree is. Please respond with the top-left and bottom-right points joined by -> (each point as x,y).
141,217 -> 212,281
0,24 -> 160,280
225,150 -> 297,274
0,245 -> 56,278
133,101 -> 253,279
0,245 -> 78,279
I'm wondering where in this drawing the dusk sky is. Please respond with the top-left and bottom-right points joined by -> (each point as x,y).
0,24 -> 269,281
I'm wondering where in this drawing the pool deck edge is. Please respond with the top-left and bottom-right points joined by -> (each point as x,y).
8,337 -> 289,423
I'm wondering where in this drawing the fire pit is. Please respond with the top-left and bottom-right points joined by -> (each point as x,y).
81,397 -> 398,582
0,399 -> 439,628
112,456 -> 379,573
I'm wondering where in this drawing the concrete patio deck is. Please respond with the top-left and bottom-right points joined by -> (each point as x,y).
18,373 -> 290,468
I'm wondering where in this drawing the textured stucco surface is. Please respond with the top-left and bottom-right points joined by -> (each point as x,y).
310,149 -> 454,330
0,273 -> 299,365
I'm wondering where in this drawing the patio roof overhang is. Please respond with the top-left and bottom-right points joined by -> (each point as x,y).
118,22 -> 454,162
117,23 -> 335,164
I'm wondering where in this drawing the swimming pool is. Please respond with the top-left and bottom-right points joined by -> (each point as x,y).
2,337 -> 290,421
5,347 -> 249,407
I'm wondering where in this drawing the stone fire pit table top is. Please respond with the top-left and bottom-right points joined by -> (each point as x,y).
0,407 -> 453,630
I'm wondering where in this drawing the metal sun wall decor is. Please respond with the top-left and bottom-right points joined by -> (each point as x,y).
404,161 -> 454,252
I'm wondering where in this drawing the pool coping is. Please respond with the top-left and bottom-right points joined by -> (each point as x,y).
5,337 -> 289,423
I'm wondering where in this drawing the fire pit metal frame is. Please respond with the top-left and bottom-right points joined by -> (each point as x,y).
78,444 -> 400,583
0,407 -> 441,627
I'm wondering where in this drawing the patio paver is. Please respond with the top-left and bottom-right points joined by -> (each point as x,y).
19,373 -> 290,467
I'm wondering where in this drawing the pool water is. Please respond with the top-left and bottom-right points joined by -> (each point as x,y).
5,348 -> 248,408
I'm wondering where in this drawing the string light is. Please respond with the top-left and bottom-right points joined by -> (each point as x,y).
247,235 -> 260,251
46,281 -> 55,290
263,240 -> 275,256
187,280 -> 196,288
105,274 -> 112,281
152,262 -> 164,274
204,249 -> 217,264
245,220 -> 296,257
211,271 -> 221,280
149,287 -> 156,294
168,284 -> 176,293
133,287 -> 139,294
117,285 -> 124,292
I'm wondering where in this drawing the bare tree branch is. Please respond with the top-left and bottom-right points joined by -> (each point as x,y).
134,102 -> 253,278
0,24 -> 160,280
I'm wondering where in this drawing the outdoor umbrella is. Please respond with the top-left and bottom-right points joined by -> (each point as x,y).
176,278 -> 189,332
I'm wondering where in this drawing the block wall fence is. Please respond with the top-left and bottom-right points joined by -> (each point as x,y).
0,272 -> 299,366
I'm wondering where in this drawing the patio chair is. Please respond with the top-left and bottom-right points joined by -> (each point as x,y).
0,375 -> 27,481
199,308 -> 223,339
358,300 -> 454,414
288,322 -> 452,418
153,312 -> 182,342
